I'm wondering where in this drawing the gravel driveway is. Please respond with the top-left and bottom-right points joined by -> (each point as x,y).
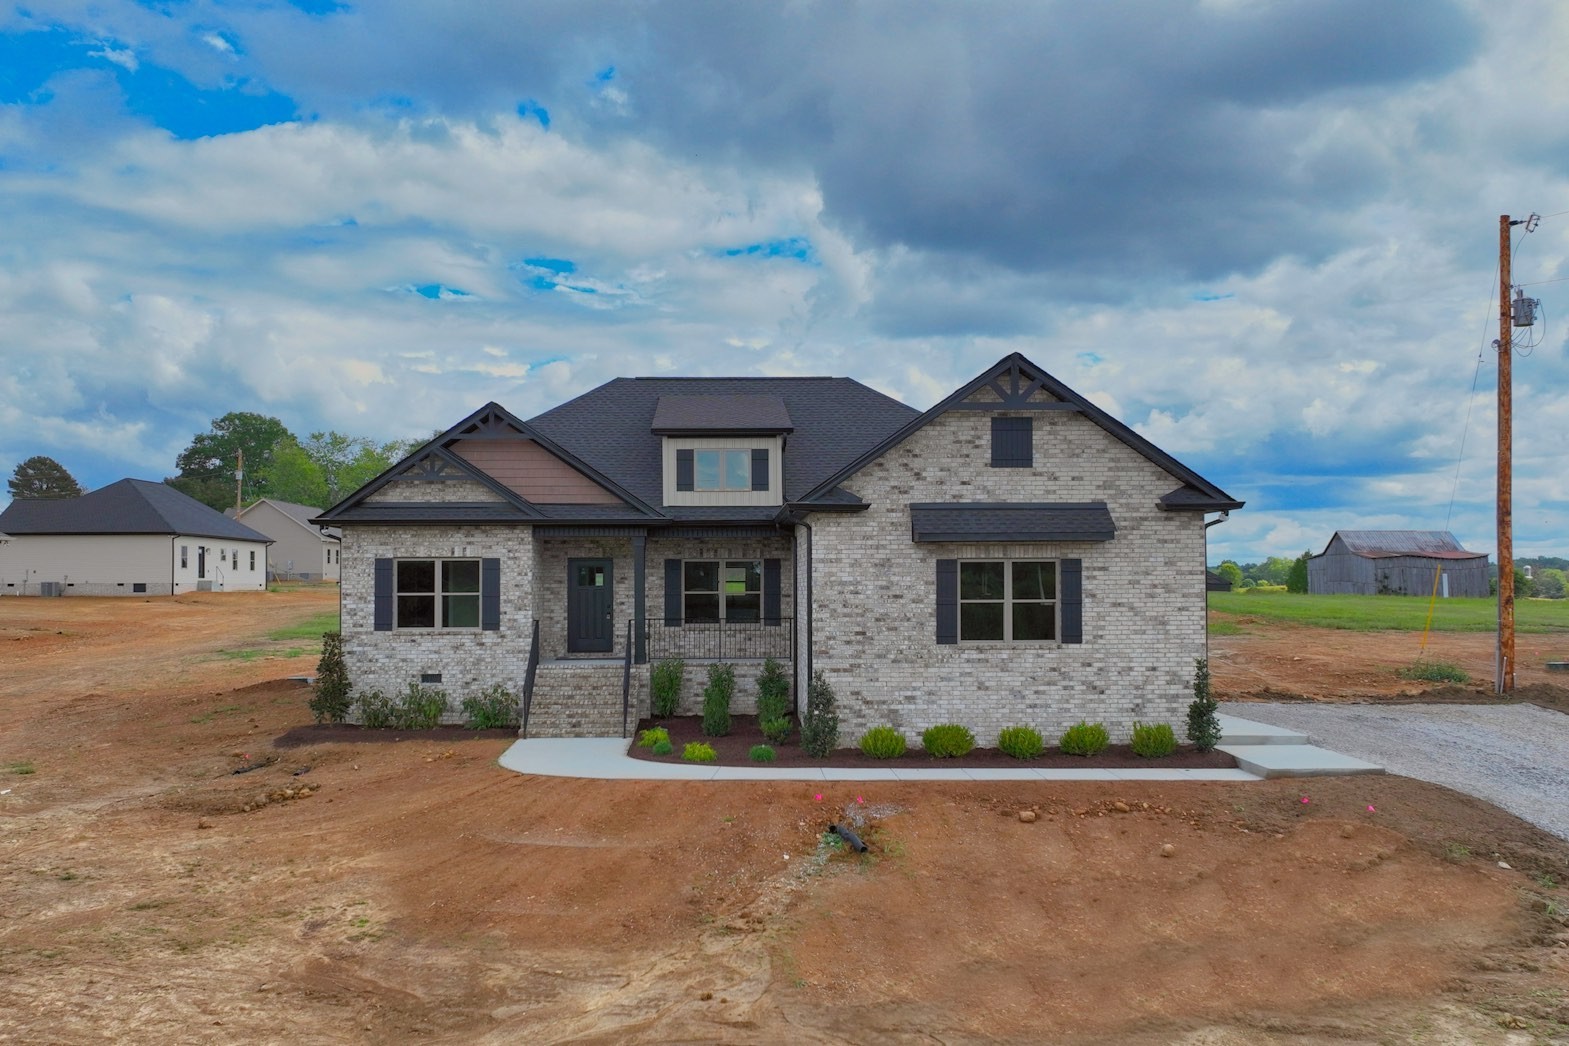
1220,701 -> 1569,842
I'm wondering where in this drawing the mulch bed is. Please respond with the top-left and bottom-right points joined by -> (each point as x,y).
628,714 -> 1238,770
273,724 -> 518,749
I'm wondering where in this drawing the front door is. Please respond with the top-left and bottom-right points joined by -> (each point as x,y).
197,547 -> 207,579
567,558 -> 614,653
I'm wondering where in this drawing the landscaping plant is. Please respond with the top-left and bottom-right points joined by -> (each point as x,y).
460,683 -> 519,729
1059,721 -> 1110,757
921,723 -> 976,758
682,742 -> 717,763
1130,721 -> 1177,758
749,744 -> 776,763
651,658 -> 685,718
859,726 -> 907,759
701,662 -> 735,736
760,717 -> 793,744
354,687 -> 394,729
309,630 -> 352,723
393,681 -> 449,730
756,657 -> 790,722
799,670 -> 840,757
997,725 -> 1045,759
1186,657 -> 1222,752
651,738 -> 674,756
637,726 -> 670,748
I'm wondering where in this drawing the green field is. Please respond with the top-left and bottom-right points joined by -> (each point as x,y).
1208,592 -> 1569,633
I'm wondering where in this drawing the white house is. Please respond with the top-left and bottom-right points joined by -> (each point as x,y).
229,499 -> 341,582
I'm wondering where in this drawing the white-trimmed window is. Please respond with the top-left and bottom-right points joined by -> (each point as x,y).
694,449 -> 751,491
396,559 -> 481,629
180,545 -> 188,569
249,550 -> 256,570
958,560 -> 1056,642
683,560 -> 762,623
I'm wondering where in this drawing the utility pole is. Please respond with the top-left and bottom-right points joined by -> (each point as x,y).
1497,215 -> 1514,694
236,449 -> 244,512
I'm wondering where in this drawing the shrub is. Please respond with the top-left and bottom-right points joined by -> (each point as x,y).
355,687 -> 394,729
799,670 -> 840,757
701,662 -> 735,736
1398,660 -> 1469,684
682,742 -> 717,763
997,725 -> 1045,760
761,716 -> 793,744
393,681 -> 449,730
756,657 -> 791,723
637,727 -> 670,748
859,726 -> 907,759
651,658 -> 685,718
921,723 -> 976,759
651,738 -> 674,756
309,631 -> 352,723
1130,721 -> 1178,758
1186,657 -> 1222,752
749,744 -> 776,763
460,683 -> 519,729
1059,721 -> 1110,757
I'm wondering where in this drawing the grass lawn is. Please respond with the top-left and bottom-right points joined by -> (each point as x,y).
267,611 -> 340,642
1208,592 -> 1569,633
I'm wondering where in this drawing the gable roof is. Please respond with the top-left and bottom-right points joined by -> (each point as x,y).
800,353 -> 1242,512
232,499 -> 342,540
1319,530 -> 1486,560
0,479 -> 271,542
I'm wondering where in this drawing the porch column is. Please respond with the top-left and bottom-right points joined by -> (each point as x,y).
632,532 -> 647,664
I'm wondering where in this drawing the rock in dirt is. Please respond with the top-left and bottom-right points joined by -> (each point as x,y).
1113,801 -> 1130,813
1161,843 -> 1176,858
1018,810 -> 1037,823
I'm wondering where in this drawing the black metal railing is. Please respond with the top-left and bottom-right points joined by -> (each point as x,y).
646,619 -> 793,661
520,618 -> 541,738
621,619 -> 634,738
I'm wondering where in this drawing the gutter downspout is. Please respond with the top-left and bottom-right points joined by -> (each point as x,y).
171,536 -> 177,595
799,518 -> 812,716
1202,511 -> 1231,661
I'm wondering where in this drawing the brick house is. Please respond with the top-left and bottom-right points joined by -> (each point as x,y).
317,354 -> 1241,744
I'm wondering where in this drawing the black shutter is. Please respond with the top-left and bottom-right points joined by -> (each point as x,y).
991,416 -> 1033,468
1060,558 -> 1083,644
675,449 -> 694,491
374,558 -> 394,631
751,448 -> 769,491
481,557 -> 501,631
935,559 -> 958,644
763,558 -> 781,625
664,559 -> 683,625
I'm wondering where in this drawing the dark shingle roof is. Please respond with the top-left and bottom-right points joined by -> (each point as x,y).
1329,530 -> 1486,560
909,502 -> 1117,543
527,377 -> 919,511
0,479 -> 271,542
651,394 -> 794,434
321,502 -> 540,525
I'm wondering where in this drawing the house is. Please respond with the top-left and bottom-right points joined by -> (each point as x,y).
1307,530 -> 1488,597
318,354 -> 1242,744
228,499 -> 341,582
0,479 -> 271,596
1205,569 -> 1232,592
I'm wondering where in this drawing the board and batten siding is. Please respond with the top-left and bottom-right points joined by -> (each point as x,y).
661,436 -> 784,507
1308,539 -> 1489,597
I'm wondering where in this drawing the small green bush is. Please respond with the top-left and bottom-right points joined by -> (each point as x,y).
651,658 -> 685,717
997,725 -> 1045,760
651,738 -> 673,756
1059,721 -> 1110,757
760,716 -> 793,744
749,744 -> 776,763
355,687 -> 394,729
682,741 -> 717,763
701,662 -> 735,736
460,683 -> 519,729
859,726 -> 907,759
1186,657 -> 1222,752
309,630 -> 352,723
393,681 -> 449,730
637,726 -> 670,748
799,671 -> 840,757
1130,721 -> 1178,758
1397,660 -> 1469,684
921,723 -> 976,759
756,657 -> 791,723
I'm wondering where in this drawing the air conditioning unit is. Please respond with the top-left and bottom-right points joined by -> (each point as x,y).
197,580 -> 214,592
39,581 -> 64,597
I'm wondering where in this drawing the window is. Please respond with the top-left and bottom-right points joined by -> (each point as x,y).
991,416 -> 1033,468
395,559 -> 481,629
220,548 -> 227,563
694,449 -> 751,491
249,550 -> 256,570
180,545 -> 188,569
958,560 -> 1056,642
232,548 -> 238,565
683,560 -> 762,623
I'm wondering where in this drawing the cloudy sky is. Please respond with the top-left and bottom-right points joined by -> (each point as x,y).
2,0 -> 1565,564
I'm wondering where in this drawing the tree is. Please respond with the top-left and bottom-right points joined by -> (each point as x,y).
1536,568 -> 1568,600
258,437 -> 329,507
170,412 -> 293,511
799,670 -> 840,757
8,456 -> 84,499
1286,551 -> 1310,594
1216,561 -> 1243,591
1186,658 -> 1221,752
1259,555 -> 1294,587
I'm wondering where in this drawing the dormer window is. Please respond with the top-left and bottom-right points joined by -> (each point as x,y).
655,394 -> 792,507
696,449 -> 751,491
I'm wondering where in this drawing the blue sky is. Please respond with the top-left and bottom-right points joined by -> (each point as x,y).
1,0 -> 1565,565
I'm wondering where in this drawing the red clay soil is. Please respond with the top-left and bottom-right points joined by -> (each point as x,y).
4,591 -> 1569,1043
631,714 -> 1239,769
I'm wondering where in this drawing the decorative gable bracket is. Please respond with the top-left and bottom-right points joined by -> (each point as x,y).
948,361 -> 1082,411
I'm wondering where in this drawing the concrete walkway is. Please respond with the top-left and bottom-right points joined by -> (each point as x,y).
497,714 -> 1381,782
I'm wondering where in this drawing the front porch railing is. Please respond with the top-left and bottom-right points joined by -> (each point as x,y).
621,619 -> 634,738
520,618 -> 541,737
646,619 -> 793,661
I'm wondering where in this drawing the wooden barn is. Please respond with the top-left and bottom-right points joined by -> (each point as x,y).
1307,530 -> 1489,597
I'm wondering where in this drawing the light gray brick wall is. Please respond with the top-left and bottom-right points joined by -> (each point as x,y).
808,408 -> 1208,747
534,537 -> 639,660
645,535 -> 794,664
366,478 -> 502,503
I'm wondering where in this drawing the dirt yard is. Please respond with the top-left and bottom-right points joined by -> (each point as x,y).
3,591 -> 1569,1044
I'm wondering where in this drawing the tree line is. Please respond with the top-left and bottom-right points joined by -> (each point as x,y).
6,412 -> 428,513
1208,552 -> 1569,599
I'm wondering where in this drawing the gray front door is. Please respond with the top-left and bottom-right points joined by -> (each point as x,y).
567,558 -> 614,653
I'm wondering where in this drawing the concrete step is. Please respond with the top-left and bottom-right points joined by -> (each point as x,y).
524,662 -> 637,738
1218,713 -> 1309,747
1218,744 -> 1383,779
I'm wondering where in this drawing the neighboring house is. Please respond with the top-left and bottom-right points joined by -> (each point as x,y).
318,353 -> 1242,743
1308,530 -> 1489,597
0,479 -> 271,596
228,499 -> 341,581
1205,569 -> 1231,592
